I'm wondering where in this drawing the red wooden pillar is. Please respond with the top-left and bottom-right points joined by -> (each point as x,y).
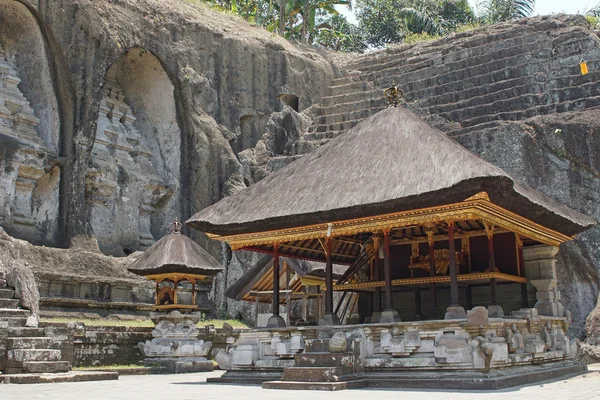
448,221 -> 459,305
517,234 -> 528,307
485,223 -> 498,305
383,230 -> 393,310
372,258 -> 382,312
325,237 -> 333,315
272,243 -> 280,316
427,229 -> 437,314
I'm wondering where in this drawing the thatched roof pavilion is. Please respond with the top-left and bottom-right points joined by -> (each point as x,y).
128,226 -> 222,311
128,232 -> 222,277
187,107 -> 595,325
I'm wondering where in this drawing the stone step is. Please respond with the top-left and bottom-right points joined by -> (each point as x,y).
330,74 -> 361,87
303,129 -> 347,142
0,298 -> 19,308
7,337 -> 54,350
312,106 -> 385,126
7,348 -> 61,362
282,366 -> 355,382
429,83 -> 539,115
295,352 -> 355,368
372,45 -> 549,93
328,80 -> 374,97
418,75 -> 533,108
320,89 -> 382,107
292,138 -> 330,156
344,25 -> 530,71
22,361 -> 71,374
6,326 -> 46,337
3,316 -> 27,327
412,54 -> 600,110
0,308 -> 30,318
456,96 -> 600,128
314,97 -> 384,117
0,370 -> 118,384
0,288 -> 15,298
364,33 -> 549,81
309,117 -> 364,133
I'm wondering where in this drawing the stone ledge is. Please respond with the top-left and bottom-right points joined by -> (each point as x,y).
0,370 -> 118,384
365,362 -> 588,390
263,379 -> 367,391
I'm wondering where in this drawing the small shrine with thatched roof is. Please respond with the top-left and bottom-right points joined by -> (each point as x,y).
128,220 -> 223,373
186,103 -> 595,389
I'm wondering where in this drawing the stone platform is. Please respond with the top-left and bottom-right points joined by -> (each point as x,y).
209,306 -> 584,391
213,361 -> 585,390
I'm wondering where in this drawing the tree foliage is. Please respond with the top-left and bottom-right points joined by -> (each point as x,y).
356,0 -> 475,47
478,0 -> 535,23
197,0 -> 536,52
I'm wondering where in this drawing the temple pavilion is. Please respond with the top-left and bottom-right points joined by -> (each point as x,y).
188,106 -> 594,328
127,221 -> 222,373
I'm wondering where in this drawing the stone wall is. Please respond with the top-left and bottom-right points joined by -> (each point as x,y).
66,324 -> 239,367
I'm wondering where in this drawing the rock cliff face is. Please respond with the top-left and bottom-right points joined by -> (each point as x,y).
0,0 -> 334,253
0,0 -> 598,340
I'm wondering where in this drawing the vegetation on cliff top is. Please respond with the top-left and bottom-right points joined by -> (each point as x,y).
193,0 -> 538,51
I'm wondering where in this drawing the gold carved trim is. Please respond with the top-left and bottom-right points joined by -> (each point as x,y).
210,198 -> 572,249
145,273 -> 207,282
332,272 -> 528,291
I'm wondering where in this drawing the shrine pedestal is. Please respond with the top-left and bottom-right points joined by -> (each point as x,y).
138,311 -> 213,373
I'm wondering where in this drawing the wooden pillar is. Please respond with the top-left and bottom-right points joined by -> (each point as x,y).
192,280 -> 196,306
466,286 -> 473,309
485,223 -> 497,272
173,279 -> 178,305
325,238 -> 333,315
285,262 -> 291,324
372,258 -> 382,312
414,289 -> 422,317
155,279 -> 159,305
255,293 -> 260,327
383,230 -> 393,310
272,244 -> 280,316
426,228 -> 437,314
302,291 -> 308,321
448,221 -> 459,305
485,223 -> 497,305
516,234 -> 528,307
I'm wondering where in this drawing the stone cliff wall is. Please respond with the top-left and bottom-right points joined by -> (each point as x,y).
0,0 -> 334,251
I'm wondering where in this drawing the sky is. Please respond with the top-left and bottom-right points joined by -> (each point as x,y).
468,0 -> 598,15
338,0 -> 599,25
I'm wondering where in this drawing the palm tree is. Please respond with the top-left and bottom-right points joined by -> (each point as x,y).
479,0 -> 535,23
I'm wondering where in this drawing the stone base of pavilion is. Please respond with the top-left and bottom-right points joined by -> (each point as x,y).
138,311 -> 214,374
209,306 -> 584,390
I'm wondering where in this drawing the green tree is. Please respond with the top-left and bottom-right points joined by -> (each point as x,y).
315,14 -> 368,52
478,0 -> 535,23
356,0 -> 475,47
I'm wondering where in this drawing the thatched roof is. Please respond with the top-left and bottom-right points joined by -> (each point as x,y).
187,107 -> 594,237
127,233 -> 222,276
225,256 -> 346,301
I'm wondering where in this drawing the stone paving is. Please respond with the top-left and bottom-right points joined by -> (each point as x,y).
2,369 -> 600,400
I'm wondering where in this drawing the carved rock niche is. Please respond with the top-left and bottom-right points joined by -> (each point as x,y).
88,49 -> 181,256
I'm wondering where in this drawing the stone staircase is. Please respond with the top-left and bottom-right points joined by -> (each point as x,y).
286,17 -> 600,161
0,285 -> 72,375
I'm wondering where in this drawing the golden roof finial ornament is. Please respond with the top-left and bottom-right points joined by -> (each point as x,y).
170,218 -> 183,235
384,82 -> 404,107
